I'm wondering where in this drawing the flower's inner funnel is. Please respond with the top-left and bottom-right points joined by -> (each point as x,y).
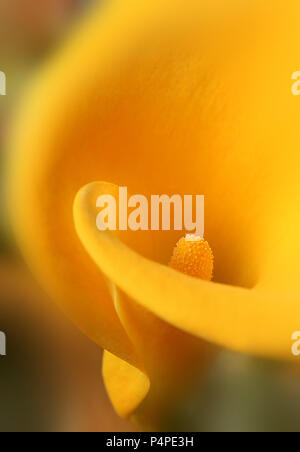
93,183 -> 259,290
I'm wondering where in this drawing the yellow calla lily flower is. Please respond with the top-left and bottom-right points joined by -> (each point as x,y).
7,0 -> 300,428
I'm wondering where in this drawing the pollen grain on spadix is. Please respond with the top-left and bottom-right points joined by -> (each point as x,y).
169,235 -> 214,281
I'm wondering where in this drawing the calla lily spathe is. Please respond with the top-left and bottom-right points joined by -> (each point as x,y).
7,0 -> 300,427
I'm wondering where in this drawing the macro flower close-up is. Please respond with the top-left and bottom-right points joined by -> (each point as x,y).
4,0 -> 300,433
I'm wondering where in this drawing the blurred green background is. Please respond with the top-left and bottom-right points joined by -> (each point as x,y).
1,0 -> 300,433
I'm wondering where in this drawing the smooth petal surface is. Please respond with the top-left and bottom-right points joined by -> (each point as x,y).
76,182 -> 213,424
9,0 -> 300,298
8,0 -> 300,421
102,351 -> 150,420
74,182 -> 300,360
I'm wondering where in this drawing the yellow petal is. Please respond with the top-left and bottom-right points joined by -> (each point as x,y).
77,182 -> 214,423
74,182 -> 300,360
9,0 -> 300,299
102,350 -> 150,420
8,0 -> 300,374
114,290 -> 213,425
